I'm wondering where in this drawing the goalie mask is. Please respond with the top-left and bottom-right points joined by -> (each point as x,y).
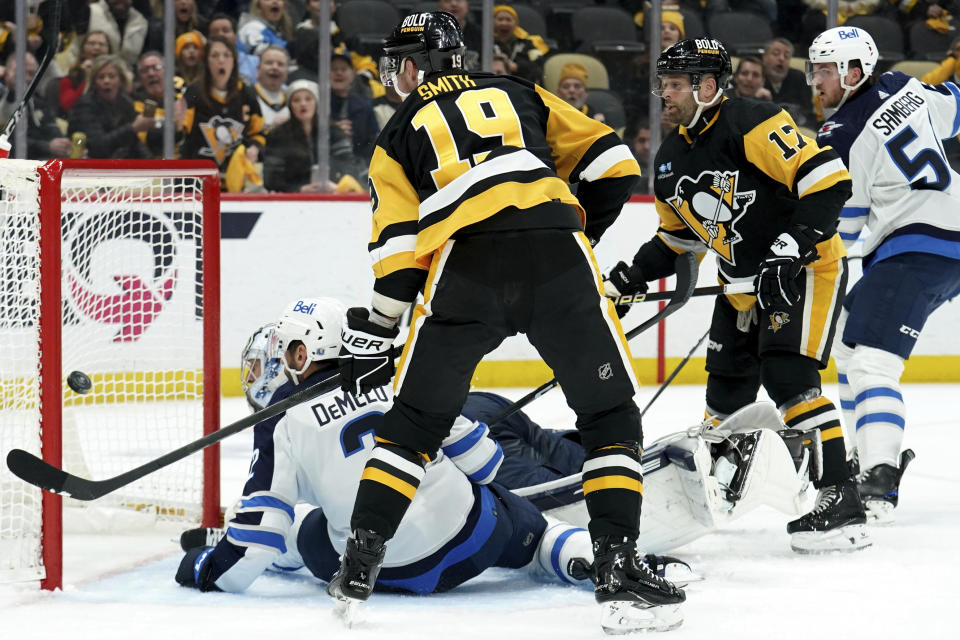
807,26 -> 878,110
273,297 -> 346,384
654,38 -> 732,128
241,323 -> 284,411
379,11 -> 465,98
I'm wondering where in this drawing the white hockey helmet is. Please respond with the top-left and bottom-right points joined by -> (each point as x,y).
807,26 -> 878,107
240,323 -> 285,411
273,297 -> 346,383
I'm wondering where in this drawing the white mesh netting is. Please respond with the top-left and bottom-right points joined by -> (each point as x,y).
1,161 -> 213,584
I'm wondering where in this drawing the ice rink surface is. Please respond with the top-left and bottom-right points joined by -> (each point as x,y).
2,383 -> 957,640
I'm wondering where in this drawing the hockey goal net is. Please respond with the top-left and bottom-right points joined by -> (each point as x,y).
0,160 -> 221,590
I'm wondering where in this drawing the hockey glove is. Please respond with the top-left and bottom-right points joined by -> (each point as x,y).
175,546 -> 221,592
754,227 -> 821,310
603,261 -> 648,318
339,307 -> 399,395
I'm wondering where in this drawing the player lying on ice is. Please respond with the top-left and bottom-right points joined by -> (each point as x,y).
176,298 -> 817,614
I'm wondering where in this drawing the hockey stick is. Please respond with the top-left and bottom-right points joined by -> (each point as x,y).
640,327 -> 710,418
609,281 -> 754,306
483,251 -> 700,428
0,0 -> 62,157
6,345 -> 404,501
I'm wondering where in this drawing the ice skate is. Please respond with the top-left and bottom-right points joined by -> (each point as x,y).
327,528 -> 386,626
858,449 -> 915,525
787,478 -> 871,554
569,554 -> 702,588
592,536 -> 686,634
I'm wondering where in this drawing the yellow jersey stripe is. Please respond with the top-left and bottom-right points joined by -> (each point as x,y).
783,395 -> 831,423
370,146 -> 420,244
583,476 -> 643,495
820,426 -> 844,442
536,85 -> 611,181
416,177 -> 583,258
372,251 -> 428,279
360,467 -> 418,500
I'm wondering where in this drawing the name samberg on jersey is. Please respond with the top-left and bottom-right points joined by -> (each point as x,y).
652,97 -> 851,310
817,71 -> 960,268
367,71 -> 640,311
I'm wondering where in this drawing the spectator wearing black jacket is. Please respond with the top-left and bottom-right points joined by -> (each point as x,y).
0,52 -> 71,160
68,54 -> 152,158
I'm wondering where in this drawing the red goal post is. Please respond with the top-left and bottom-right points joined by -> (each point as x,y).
0,159 -> 221,590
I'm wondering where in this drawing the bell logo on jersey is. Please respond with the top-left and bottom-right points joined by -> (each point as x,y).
666,169 -> 756,264
769,311 -> 791,333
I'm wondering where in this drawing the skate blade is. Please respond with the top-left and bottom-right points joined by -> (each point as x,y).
790,524 -> 872,554
864,499 -> 896,526
331,595 -> 363,628
600,601 -> 683,634
662,563 -> 704,587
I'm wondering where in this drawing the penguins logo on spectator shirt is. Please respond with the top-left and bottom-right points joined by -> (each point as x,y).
198,115 -> 246,164
666,169 -> 755,264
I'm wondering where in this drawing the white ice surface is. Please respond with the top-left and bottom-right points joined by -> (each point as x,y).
2,384 -> 958,640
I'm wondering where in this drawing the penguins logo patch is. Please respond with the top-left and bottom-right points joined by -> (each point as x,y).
666,170 -> 756,265
769,311 -> 791,333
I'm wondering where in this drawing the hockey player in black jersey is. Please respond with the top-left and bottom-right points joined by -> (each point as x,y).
332,10 -> 684,634
604,39 -> 870,554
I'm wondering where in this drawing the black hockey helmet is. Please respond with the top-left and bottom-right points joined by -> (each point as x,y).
379,11 -> 466,86
656,38 -> 732,89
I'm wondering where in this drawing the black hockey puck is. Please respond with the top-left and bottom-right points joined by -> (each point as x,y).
67,370 -> 92,395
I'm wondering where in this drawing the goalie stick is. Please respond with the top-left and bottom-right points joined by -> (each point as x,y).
482,251 -> 700,427
0,0 -> 62,158
6,345 -> 404,501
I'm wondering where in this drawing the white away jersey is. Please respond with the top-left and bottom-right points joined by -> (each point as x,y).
210,372 -> 503,593
817,71 -> 960,269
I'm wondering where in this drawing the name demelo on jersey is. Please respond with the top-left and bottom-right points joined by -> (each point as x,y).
665,169 -> 756,263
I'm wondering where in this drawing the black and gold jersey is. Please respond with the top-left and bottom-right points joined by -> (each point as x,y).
179,82 -> 266,174
641,97 -> 852,310
368,70 -> 640,309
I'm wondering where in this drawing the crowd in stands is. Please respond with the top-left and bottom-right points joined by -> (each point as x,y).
1,0 -> 959,193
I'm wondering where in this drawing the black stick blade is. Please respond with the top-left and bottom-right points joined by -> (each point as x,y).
6,449 -> 70,495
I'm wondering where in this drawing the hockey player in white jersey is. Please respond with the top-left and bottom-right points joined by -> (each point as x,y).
808,27 -> 960,523
175,297 -> 601,596
179,306 -> 812,609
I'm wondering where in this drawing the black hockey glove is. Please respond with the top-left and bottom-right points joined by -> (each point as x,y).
755,226 -> 821,310
339,307 -> 399,395
604,261 -> 648,318
175,546 -> 221,591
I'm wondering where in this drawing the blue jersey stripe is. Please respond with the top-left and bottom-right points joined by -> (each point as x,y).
840,230 -> 862,241
867,234 -> 960,269
227,526 -> 287,553
946,81 -> 960,137
840,399 -> 856,411
855,412 -> 906,430
467,446 -> 503,483
840,206 -> 869,218
443,422 -> 487,458
550,527 -> 584,584
240,495 -> 296,521
838,373 -> 848,384
378,487 -> 498,593
854,387 -> 903,404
